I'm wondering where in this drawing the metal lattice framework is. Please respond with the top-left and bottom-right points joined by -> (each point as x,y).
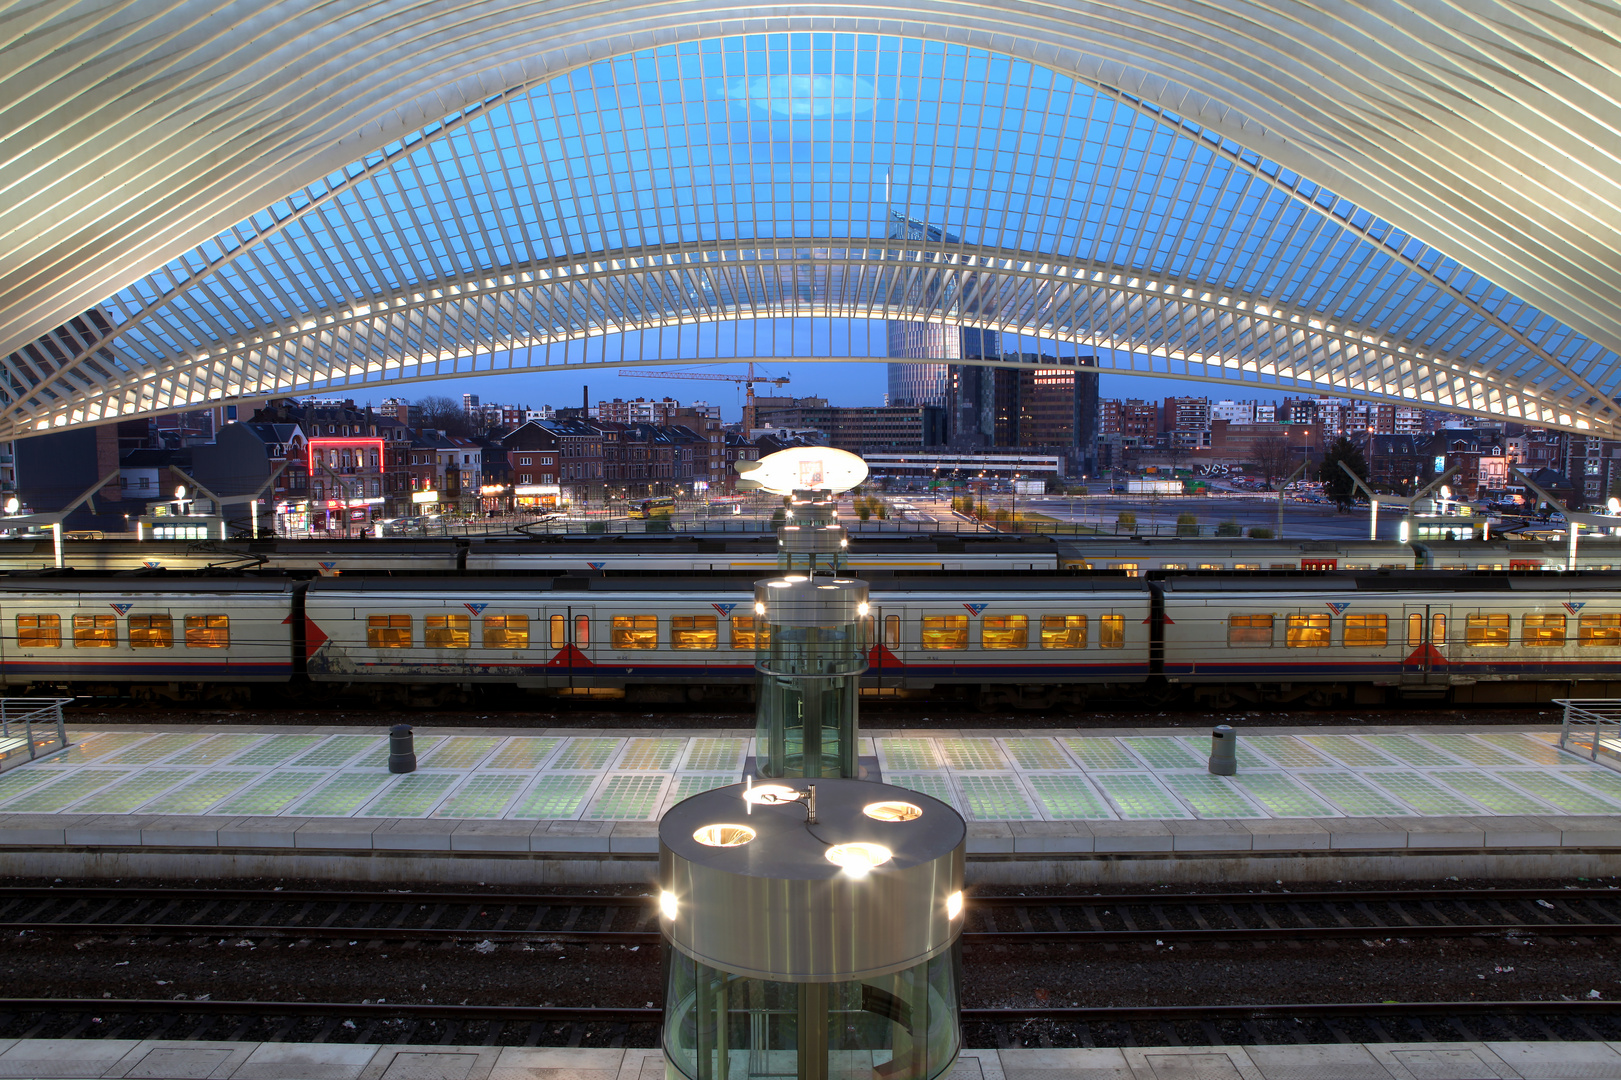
5,5 -> 1621,436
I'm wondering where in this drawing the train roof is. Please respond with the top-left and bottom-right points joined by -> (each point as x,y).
306,573 -> 1149,594
0,575 -> 296,593
470,532 -> 1058,554
1159,571 -> 1621,593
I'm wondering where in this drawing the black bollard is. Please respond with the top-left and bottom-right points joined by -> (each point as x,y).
388,724 -> 417,774
1208,724 -> 1237,775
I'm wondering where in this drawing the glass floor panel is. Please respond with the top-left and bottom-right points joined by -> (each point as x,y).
361,774 -> 458,817
1162,774 -> 1265,818
484,738 -> 563,769
435,775 -> 529,818
1231,774 -> 1336,817
956,775 -> 1036,820
102,734 -> 209,766
886,773 -> 958,811
6,770 -> 130,811
1567,768 -> 1621,804
670,774 -> 739,802
356,736 -> 444,768
510,775 -> 598,819
682,738 -> 746,771
1025,774 -> 1113,819
1301,773 -> 1408,816
939,739 -> 1008,771
0,767 -> 59,802
616,738 -> 686,770
1300,735 -> 1400,768
1122,738 -> 1204,770
290,773 -> 393,816
231,735 -> 326,767
551,738 -> 620,770
419,737 -> 502,770
142,771 -> 258,814
1423,734 -> 1526,767
73,771 -> 194,813
1361,736 -> 1465,768
1002,738 -> 1072,771
1364,771 -> 1481,815
1497,772 -> 1621,813
877,739 -> 941,771
214,772 -> 328,816
293,736 -> 382,768
1094,773 -> 1189,819
1432,771 -> 1554,815
588,774 -> 668,820
43,733 -> 153,765
1244,736 -> 1335,769
166,734 -> 266,766
1472,733 -> 1575,767
1062,738 -> 1138,770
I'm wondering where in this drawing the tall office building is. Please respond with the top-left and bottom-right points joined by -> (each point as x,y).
884,210 -> 997,406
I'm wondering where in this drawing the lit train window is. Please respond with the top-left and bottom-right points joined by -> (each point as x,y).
575,614 -> 590,647
549,614 -> 565,649
367,614 -> 411,648
129,614 -> 174,648
921,615 -> 969,650
1342,563 -> 1371,570
1198,563 -> 1223,570
1227,614 -> 1273,646
1343,614 -> 1387,647
611,615 -> 658,649
486,615 -> 530,650
1433,613 -> 1447,645
1579,613 -> 1621,647
883,615 -> 900,650
1161,563 -> 1187,570
1465,613 -> 1510,647
1100,614 -> 1124,649
1406,614 -> 1424,645
425,614 -> 470,649
1107,563 -> 1140,577
16,614 -> 59,648
1522,614 -> 1566,647
981,615 -> 1028,650
1041,615 -> 1087,649
1285,614 -> 1330,648
185,615 -> 229,648
729,615 -> 769,649
672,615 -> 718,650
73,614 -> 116,648
1233,563 -> 1261,570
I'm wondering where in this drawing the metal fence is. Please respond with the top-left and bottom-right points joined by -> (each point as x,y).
1554,698 -> 1621,765
0,698 -> 71,771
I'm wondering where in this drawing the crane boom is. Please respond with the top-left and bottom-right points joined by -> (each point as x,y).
619,364 -> 789,431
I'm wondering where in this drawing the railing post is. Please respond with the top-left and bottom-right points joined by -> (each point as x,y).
1560,698 -> 1572,750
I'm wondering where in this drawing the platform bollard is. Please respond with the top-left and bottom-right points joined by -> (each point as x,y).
388,724 -> 417,774
1209,724 -> 1237,775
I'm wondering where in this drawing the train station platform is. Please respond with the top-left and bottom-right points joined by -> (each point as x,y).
0,723 -> 1617,884
1,1039 -> 1619,1080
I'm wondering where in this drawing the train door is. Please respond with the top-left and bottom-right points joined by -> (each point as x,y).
1401,603 -> 1450,688
867,605 -> 903,688
547,605 -> 595,688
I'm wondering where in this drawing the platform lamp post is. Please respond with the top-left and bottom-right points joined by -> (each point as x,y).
1276,460 -> 1307,540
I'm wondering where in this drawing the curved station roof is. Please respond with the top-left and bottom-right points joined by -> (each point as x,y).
3,1 -> 1621,437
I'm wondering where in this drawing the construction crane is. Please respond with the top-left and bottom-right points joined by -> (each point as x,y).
620,364 -> 789,433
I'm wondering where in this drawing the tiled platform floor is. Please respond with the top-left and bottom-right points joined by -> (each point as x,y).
2,725 -> 1618,824
1,1040 -> 1619,1080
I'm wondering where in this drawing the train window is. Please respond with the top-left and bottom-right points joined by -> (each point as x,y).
1579,613 -> 1621,647
921,615 -> 968,650
73,614 -> 116,648
1233,563 -> 1261,570
1270,563 -> 1297,570
1465,613 -> 1510,647
1161,563 -> 1187,570
862,615 -> 874,648
184,615 -> 229,649
981,615 -> 1028,650
1407,613 -> 1425,646
1100,614 -> 1124,649
1342,563 -> 1371,570
549,614 -> 565,650
884,614 -> 900,650
1285,614 -> 1330,648
672,615 -> 718,650
128,614 -> 174,649
16,614 -> 60,649
1040,615 -> 1087,649
1343,614 -> 1388,647
486,615 -> 530,650
1227,614 -> 1273,646
367,614 -> 411,648
1108,563 -> 1140,577
425,614 -> 470,649
1198,563 -> 1223,570
729,615 -> 769,649
575,614 -> 590,647
611,615 -> 658,649
1522,614 -> 1566,647
1432,613 -> 1447,645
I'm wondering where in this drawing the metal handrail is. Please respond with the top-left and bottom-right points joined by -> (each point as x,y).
0,698 -> 71,770
1554,698 -> 1621,763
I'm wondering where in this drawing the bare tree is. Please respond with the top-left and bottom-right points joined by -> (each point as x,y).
417,395 -> 471,436
1252,435 -> 1295,486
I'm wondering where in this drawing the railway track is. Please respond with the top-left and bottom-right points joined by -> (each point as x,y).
0,998 -> 1618,1048
5,886 -> 1620,947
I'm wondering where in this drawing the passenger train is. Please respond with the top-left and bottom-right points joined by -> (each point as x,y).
4,570 -> 1619,709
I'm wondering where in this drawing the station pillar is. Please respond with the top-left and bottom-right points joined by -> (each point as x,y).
776,489 -> 848,576
753,574 -> 868,779
659,778 -> 966,1080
